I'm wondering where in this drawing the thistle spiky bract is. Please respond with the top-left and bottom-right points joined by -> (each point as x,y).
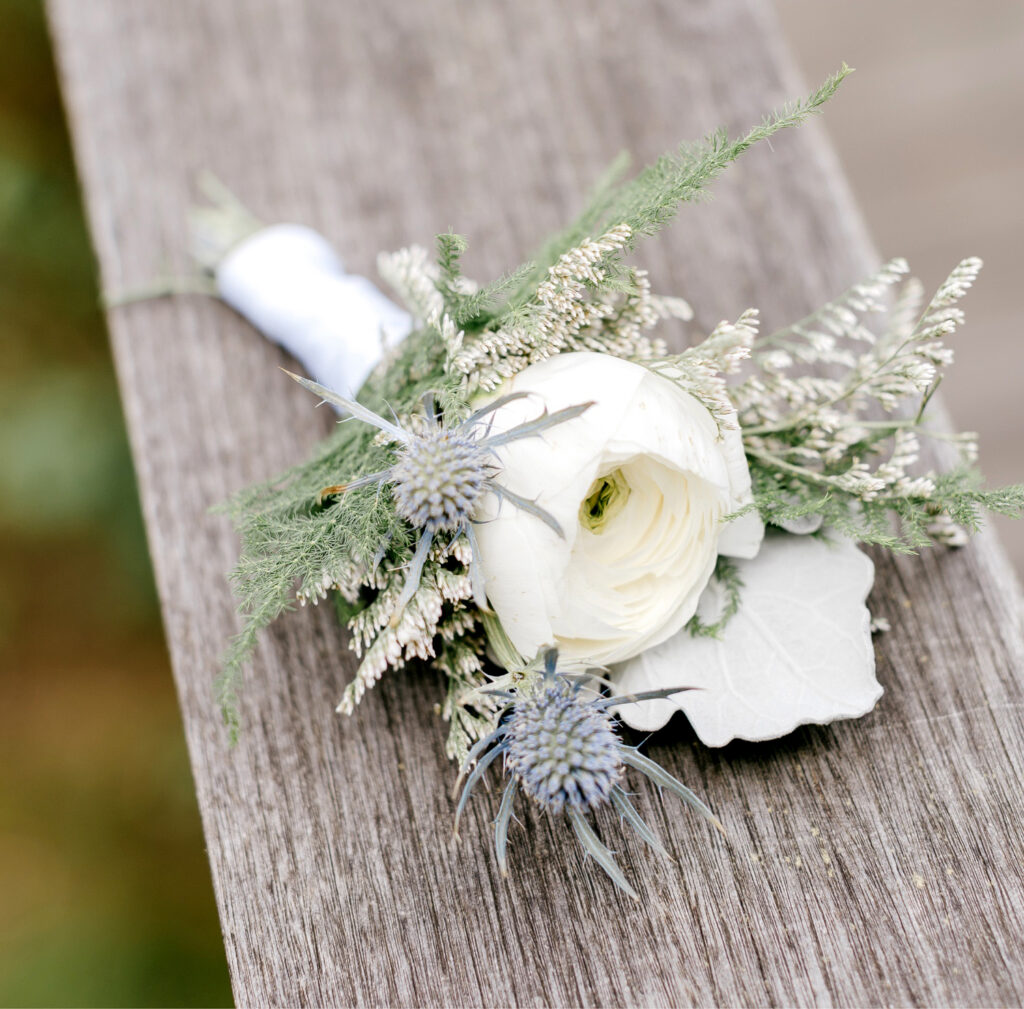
286,372 -> 591,627
454,651 -> 723,900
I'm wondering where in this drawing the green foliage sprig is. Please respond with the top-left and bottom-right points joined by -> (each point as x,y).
502,65 -> 853,310
685,558 -> 743,639
733,257 -> 1024,550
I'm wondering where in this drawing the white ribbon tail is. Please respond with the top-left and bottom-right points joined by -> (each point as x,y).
216,223 -> 414,399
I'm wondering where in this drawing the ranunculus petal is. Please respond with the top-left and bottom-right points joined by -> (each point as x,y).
610,533 -> 881,746
715,420 -> 764,559
717,508 -> 765,560
473,355 -> 650,659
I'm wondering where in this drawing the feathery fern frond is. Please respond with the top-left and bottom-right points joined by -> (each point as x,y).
501,65 -> 853,311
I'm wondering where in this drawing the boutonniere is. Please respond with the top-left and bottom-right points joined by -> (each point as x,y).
172,67 -> 1022,897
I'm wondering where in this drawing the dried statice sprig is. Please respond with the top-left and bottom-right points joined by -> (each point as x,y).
446,225 -> 666,395
454,652 -> 724,900
297,537 -> 503,763
376,244 -> 445,324
648,308 -> 759,434
333,538 -> 474,712
733,258 -> 1024,550
437,630 -> 507,764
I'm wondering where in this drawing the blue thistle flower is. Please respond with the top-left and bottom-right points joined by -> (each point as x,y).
454,651 -> 725,901
287,372 -> 591,623
390,428 -> 490,533
505,678 -> 623,814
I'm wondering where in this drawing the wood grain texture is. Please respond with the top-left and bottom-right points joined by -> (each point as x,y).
47,1 -> 1024,1006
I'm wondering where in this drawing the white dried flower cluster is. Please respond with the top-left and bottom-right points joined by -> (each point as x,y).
648,309 -> 759,433
869,615 -> 892,634
336,537 -> 480,715
376,244 -> 445,323
296,548 -> 370,609
295,522 -> 503,758
435,311 -> 464,366
444,224 -> 668,394
436,635 -> 507,764
734,259 -> 982,512
925,511 -> 970,548
294,533 -> 490,732
296,567 -> 346,608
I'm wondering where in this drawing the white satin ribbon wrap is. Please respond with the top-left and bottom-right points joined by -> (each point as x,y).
217,224 -> 413,398
219,224 -> 881,747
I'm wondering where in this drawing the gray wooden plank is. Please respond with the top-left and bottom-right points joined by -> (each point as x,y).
47,1 -> 1024,1005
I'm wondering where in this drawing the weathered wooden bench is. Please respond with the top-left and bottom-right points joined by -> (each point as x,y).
48,1 -> 1024,1005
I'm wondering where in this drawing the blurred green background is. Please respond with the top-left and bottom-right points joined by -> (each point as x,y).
0,1 -> 232,1004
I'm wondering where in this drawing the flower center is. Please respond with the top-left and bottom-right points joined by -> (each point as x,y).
505,681 -> 623,813
579,469 -> 631,533
391,429 -> 490,533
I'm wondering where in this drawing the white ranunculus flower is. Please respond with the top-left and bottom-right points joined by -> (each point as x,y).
474,352 -> 764,668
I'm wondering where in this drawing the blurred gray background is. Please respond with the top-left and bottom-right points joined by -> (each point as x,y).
0,2 -> 1020,1005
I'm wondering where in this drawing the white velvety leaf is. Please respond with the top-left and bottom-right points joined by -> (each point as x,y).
611,532 -> 881,747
